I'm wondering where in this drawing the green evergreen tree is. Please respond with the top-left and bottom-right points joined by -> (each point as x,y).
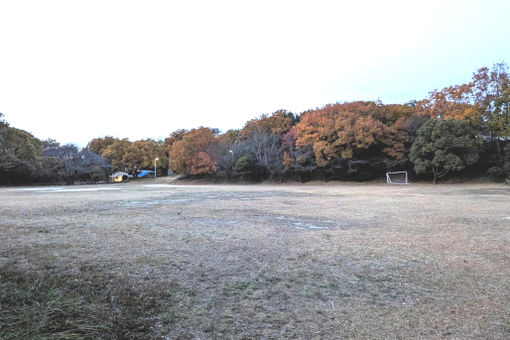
410,119 -> 479,184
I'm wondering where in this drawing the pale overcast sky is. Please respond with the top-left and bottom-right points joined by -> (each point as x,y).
0,0 -> 509,146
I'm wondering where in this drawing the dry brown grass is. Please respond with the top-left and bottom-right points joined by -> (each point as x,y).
1,182 -> 509,339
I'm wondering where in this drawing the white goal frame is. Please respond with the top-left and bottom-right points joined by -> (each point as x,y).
386,171 -> 409,185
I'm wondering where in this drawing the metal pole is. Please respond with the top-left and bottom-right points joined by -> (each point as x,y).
154,158 -> 157,179
228,150 -> 233,178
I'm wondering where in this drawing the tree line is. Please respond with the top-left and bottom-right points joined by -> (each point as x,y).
1,63 -> 509,185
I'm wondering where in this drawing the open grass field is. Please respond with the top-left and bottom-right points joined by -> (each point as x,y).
1,181 -> 509,339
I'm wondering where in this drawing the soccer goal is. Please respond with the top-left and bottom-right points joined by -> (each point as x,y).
386,171 -> 409,184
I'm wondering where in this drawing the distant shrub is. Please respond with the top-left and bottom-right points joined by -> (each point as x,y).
487,166 -> 507,182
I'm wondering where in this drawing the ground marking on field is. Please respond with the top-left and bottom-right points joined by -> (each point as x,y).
51,188 -> 120,192
292,222 -> 328,230
143,184 -> 207,188
7,187 -> 120,192
7,187 -> 65,191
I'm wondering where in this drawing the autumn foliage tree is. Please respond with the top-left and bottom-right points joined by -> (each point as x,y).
98,138 -> 167,175
292,101 -> 425,179
232,110 -> 298,179
282,126 -> 316,181
426,63 -> 510,141
123,139 -> 167,174
86,136 -> 116,155
241,109 -> 296,138
101,138 -> 131,171
2,63 -> 507,184
169,127 -> 217,175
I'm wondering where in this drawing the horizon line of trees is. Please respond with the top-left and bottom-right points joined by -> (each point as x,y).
1,62 -> 509,185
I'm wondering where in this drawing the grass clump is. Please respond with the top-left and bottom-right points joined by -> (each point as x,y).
0,265 -> 176,339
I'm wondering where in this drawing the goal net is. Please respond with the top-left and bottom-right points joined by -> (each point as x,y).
386,171 -> 408,184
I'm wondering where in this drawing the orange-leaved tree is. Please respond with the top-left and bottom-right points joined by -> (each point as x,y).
122,139 -> 167,174
426,63 -> 510,140
241,110 -> 295,138
295,101 -> 420,169
101,138 -> 131,172
87,136 -> 117,155
169,127 -> 217,175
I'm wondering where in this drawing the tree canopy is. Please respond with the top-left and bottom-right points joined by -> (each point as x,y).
1,63 -> 509,185
410,119 -> 479,183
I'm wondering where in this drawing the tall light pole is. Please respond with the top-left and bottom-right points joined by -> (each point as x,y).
228,150 -> 233,178
154,157 -> 159,179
